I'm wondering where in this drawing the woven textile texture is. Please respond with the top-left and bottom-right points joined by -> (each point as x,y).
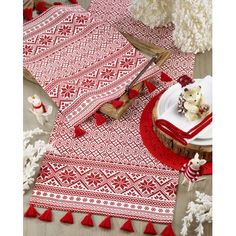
23,5 -> 159,126
28,2 -> 196,224
89,0 -> 195,79
30,81 -> 181,223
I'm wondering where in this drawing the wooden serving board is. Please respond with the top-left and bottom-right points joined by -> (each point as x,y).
24,31 -> 170,120
100,82 -> 143,119
152,100 -> 212,162
121,32 -> 170,66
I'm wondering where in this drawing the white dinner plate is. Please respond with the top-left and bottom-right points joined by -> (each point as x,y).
156,79 -> 212,146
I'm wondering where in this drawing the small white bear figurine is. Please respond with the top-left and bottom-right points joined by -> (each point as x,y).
178,85 -> 210,121
28,94 -> 53,126
181,153 -> 207,191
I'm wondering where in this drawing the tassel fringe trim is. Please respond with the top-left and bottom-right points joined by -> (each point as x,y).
24,206 -> 175,235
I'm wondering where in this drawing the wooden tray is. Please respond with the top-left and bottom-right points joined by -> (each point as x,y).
24,31 -> 170,120
152,100 -> 212,162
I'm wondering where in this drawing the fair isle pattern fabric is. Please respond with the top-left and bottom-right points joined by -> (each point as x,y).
31,153 -> 178,223
23,5 -> 159,126
89,0 -> 195,79
28,2 -> 196,224
30,83 -> 180,224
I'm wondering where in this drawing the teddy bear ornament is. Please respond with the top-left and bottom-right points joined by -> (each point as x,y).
178,85 -> 210,121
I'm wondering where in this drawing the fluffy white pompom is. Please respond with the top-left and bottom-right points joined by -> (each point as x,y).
129,0 -> 212,54
129,0 -> 173,28
172,0 -> 212,53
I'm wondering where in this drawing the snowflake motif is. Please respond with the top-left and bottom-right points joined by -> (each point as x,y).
38,35 -> 53,45
76,15 -> 89,24
112,176 -> 129,190
58,25 -> 72,36
59,169 -> 77,184
138,179 -> 156,193
61,85 -> 76,98
101,69 -> 115,79
165,183 -> 177,196
120,58 -> 134,68
23,45 -> 33,55
39,166 -> 51,179
81,79 -> 95,88
85,172 -> 103,187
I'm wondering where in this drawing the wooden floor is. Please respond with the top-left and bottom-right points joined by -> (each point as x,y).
23,1 -> 212,235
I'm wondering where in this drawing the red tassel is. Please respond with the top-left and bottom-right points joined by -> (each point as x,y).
128,89 -> 139,99
144,80 -> 156,93
160,72 -> 173,82
38,208 -> 52,222
161,224 -> 175,236
69,0 -> 78,4
23,8 -> 33,21
53,2 -> 63,5
99,216 -> 111,229
120,219 -> 134,232
36,1 -> 47,13
60,211 -> 74,224
81,213 -> 94,227
111,99 -> 124,109
24,204 -> 39,218
144,222 -> 157,235
74,126 -> 86,138
94,112 -> 106,126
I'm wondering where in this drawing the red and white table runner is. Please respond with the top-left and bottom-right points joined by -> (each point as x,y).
26,1 -> 196,226
30,86 -> 179,223
23,5 -> 159,126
